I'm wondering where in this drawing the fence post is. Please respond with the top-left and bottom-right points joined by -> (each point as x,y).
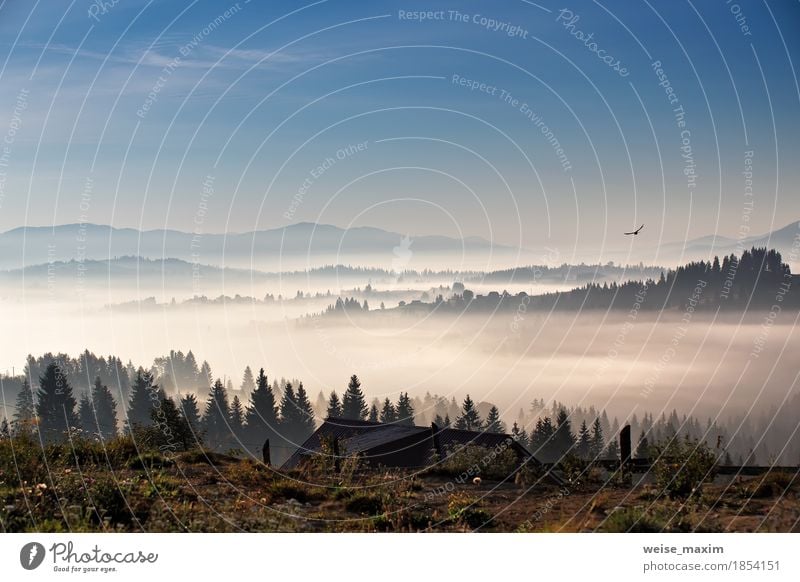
262,438 -> 271,466
620,425 -> 632,468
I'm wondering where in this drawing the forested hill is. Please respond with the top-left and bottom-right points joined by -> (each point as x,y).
387,247 -> 798,314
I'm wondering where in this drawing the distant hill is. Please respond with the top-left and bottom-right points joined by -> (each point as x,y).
660,220 -> 800,261
338,247 -> 800,316
0,222 -> 520,270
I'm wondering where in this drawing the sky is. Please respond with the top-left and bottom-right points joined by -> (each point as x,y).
0,0 -> 799,256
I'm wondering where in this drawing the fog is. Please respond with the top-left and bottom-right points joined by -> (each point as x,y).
1,291 -> 796,424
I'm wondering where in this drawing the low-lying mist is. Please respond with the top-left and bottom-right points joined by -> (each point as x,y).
1,295 -> 796,424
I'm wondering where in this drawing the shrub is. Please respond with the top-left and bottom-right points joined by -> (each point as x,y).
651,436 -> 717,498
345,493 -> 384,516
447,491 -> 492,529
738,471 -> 798,499
437,443 -> 519,481
601,507 -> 667,532
268,480 -> 323,503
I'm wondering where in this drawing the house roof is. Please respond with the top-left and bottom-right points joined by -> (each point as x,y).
280,418 -> 539,470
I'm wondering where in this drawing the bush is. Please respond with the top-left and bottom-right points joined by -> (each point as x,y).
651,436 -> 717,498
447,491 -> 492,529
737,471 -> 798,499
601,503 -> 720,533
437,443 -> 519,481
345,494 -> 384,516
268,480 -> 323,503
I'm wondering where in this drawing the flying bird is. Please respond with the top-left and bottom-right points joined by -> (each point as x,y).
624,224 -> 644,236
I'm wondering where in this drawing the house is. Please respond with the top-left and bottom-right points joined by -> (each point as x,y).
280,417 -> 540,473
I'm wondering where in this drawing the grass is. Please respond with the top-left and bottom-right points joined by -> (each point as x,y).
0,432 -> 797,532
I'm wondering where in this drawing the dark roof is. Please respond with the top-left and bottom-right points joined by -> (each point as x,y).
281,418 -> 428,469
281,418 -> 539,470
437,427 -> 523,453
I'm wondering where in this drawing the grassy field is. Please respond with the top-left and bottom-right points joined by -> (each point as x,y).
1,435 -> 798,533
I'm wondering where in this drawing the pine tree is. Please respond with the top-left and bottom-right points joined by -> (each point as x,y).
395,392 -> 415,426
341,375 -> 367,420
455,395 -> 482,431
530,416 -> 556,460
379,398 -> 396,423
152,395 -> 194,451
198,360 -> 213,390
12,378 -> 35,435
203,379 -> 231,450
79,393 -> 95,435
485,405 -> 505,433
240,366 -> 256,397
126,369 -> 161,431
279,382 -> 299,437
510,421 -> 528,448
230,395 -> 244,440
326,391 -> 343,418
635,432 -> 650,460
36,363 -> 79,441
576,420 -> 592,459
294,383 -> 317,440
433,414 -> 445,428
605,438 -> 620,460
554,408 -> 576,457
590,417 -> 604,459
368,404 -> 379,422
244,369 -> 279,451
91,377 -> 118,441
179,393 -> 202,446
443,414 -> 451,427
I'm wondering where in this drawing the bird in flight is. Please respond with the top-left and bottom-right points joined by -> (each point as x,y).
624,224 -> 644,236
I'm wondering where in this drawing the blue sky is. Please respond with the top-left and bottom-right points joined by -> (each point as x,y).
0,0 -> 798,252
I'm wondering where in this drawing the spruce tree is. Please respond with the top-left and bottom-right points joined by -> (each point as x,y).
230,395 -> 244,440
510,421 -> 528,447
279,381 -> 299,438
590,417 -> 604,459
244,369 -> 279,450
485,405 -> 505,433
554,409 -> 576,457
326,390 -> 343,418
203,379 -> 231,450
368,404 -> 379,422
36,363 -> 79,441
294,383 -> 317,440
379,398 -> 396,423
126,369 -> 160,431
180,393 -> 202,443
152,395 -> 194,451
395,392 -> 415,426
635,432 -> 650,460
454,395 -> 482,431
341,375 -> 367,420
576,420 -> 592,459
79,393 -> 95,435
443,414 -> 451,427
91,376 -> 118,441
433,414 -> 446,428
0,417 -> 9,439
12,378 -> 35,435
531,417 -> 556,460
198,360 -> 213,390
240,366 -> 256,397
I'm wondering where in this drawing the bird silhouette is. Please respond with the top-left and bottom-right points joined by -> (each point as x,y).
624,224 -> 644,236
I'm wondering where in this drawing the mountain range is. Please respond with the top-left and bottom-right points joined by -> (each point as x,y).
0,222 -> 518,271
0,220 -> 797,271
